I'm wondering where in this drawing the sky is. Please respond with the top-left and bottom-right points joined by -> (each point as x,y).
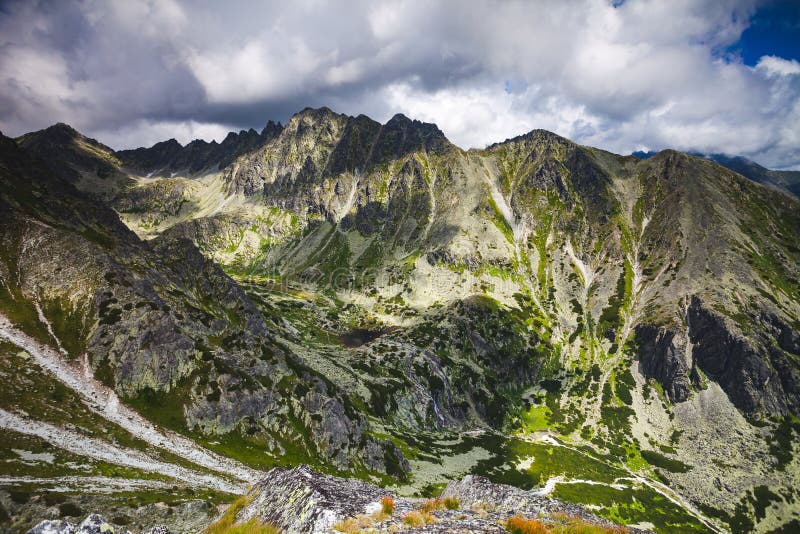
0,0 -> 799,169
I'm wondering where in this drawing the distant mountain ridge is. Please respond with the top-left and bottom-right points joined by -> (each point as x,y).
116,120 -> 284,177
633,149 -> 800,198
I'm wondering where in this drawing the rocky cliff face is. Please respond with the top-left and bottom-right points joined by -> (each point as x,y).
687,296 -> 800,416
2,108 -> 799,533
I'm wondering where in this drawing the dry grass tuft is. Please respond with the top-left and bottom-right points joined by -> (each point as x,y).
402,510 -> 436,527
505,513 -> 630,534
443,496 -> 460,510
381,495 -> 395,515
333,517 -> 361,533
505,516 -> 552,534
334,513 -> 380,533
217,518 -> 280,534
418,497 -> 446,513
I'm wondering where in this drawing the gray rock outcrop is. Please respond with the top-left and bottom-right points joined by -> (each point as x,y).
231,465 -> 639,533
27,515 -> 169,534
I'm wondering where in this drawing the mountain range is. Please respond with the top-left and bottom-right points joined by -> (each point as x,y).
0,107 -> 798,533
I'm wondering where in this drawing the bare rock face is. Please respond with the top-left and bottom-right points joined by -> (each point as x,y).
635,324 -> 693,403
636,296 -> 800,417
687,296 -> 799,416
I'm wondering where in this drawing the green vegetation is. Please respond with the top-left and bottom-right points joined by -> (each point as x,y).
39,296 -> 93,359
767,416 -> 800,470
752,485 -> 782,522
521,405 -> 551,432
640,449 -> 690,473
553,482 -> 706,533
487,190 -> 516,244
502,440 -> 623,487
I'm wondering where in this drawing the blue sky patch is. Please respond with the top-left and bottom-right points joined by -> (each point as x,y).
731,0 -> 800,65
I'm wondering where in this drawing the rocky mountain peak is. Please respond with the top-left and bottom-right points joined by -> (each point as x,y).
152,138 -> 183,150
484,127 -> 574,153
383,112 -> 448,143
221,106 -> 455,199
367,112 -> 452,165
117,127 -> 270,177
18,122 -> 114,152
14,122 -> 121,185
42,121 -> 80,138
261,119 -> 283,138
290,106 -> 346,125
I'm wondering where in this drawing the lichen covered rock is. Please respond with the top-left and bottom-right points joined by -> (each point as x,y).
27,514 -> 170,534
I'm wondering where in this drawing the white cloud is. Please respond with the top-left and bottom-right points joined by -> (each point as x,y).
383,82 -> 597,150
0,0 -> 799,168
755,55 -> 800,77
0,44 -> 89,134
96,119 -> 237,150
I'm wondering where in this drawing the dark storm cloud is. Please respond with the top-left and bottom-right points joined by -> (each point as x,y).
1,0 -> 799,169
0,1 -> 207,133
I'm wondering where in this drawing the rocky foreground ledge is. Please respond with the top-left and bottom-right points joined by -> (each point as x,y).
28,466 -> 647,533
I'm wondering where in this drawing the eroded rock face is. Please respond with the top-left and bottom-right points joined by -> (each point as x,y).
635,297 -> 800,417
635,324 -> 692,403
